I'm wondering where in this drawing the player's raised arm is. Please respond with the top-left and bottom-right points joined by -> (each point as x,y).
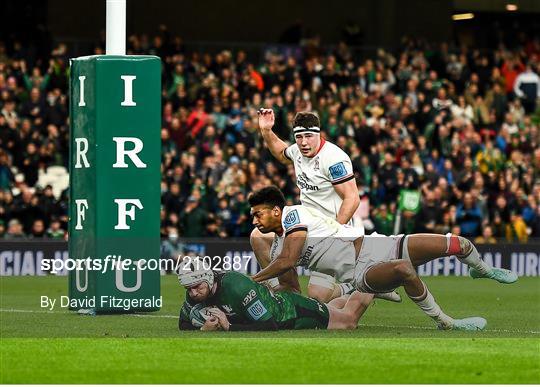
257,108 -> 292,165
252,229 -> 306,283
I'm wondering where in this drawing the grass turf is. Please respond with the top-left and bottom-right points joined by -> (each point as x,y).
1,275 -> 539,383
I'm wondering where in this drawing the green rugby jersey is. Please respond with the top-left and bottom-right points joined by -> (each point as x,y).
179,271 -> 329,331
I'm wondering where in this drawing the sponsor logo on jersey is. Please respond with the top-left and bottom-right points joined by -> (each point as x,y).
297,244 -> 314,266
284,209 -> 300,229
247,300 -> 268,320
297,173 -> 320,191
242,289 -> 257,306
329,162 -> 347,180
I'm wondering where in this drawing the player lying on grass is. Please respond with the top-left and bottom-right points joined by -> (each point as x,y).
249,186 -> 518,331
178,268 -> 373,331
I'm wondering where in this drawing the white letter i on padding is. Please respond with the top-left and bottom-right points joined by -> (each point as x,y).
78,76 -> 86,107
121,75 -> 136,106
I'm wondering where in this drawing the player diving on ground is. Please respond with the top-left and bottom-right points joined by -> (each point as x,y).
178,267 -> 373,331
249,186 -> 518,331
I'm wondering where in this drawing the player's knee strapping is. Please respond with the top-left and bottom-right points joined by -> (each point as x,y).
445,234 -> 491,275
445,234 -> 472,257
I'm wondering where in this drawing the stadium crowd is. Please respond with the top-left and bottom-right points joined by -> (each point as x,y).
0,29 -> 539,252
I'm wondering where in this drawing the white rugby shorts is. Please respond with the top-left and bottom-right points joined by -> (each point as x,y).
352,233 -> 407,293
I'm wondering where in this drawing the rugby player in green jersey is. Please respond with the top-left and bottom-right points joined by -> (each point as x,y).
178,268 -> 373,331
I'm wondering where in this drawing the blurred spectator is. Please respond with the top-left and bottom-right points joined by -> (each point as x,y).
373,204 -> 394,235
29,219 -> 46,238
501,57 -> 525,95
0,150 -> 14,190
456,192 -> 483,237
474,225 -> 497,244
46,218 -> 65,239
0,31 -> 538,243
180,196 -> 209,238
506,213 -> 529,243
161,226 -> 185,261
450,224 -> 462,236
4,219 -> 25,239
162,182 -> 184,214
513,64 -> 540,114
11,189 -> 44,233
415,190 -> 440,233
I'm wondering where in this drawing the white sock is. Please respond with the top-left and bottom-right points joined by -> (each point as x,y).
409,282 -> 454,327
338,282 -> 355,296
455,236 -> 491,275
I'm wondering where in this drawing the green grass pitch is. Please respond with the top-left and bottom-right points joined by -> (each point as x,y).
1,275 -> 539,383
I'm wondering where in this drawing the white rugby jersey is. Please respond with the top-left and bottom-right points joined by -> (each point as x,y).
271,205 -> 363,283
284,139 -> 355,222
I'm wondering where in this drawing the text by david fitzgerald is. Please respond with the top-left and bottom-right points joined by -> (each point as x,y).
40,296 -> 162,311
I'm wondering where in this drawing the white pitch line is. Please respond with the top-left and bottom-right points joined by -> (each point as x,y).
0,308 -> 178,318
131,313 -> 178,318
1,308 -> 539,334
359,322 -> 540,334
0,308 -> 59,314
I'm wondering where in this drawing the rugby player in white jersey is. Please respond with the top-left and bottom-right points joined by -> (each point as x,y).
253,109 -> 366,302
249,186 -> 518,331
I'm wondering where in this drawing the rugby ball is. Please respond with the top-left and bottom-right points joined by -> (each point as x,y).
189,304 -> 219,327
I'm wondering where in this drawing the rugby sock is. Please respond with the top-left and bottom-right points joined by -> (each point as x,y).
409,281 -> 454,328
338,282 -> 355,296
446,235 -> 491,275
